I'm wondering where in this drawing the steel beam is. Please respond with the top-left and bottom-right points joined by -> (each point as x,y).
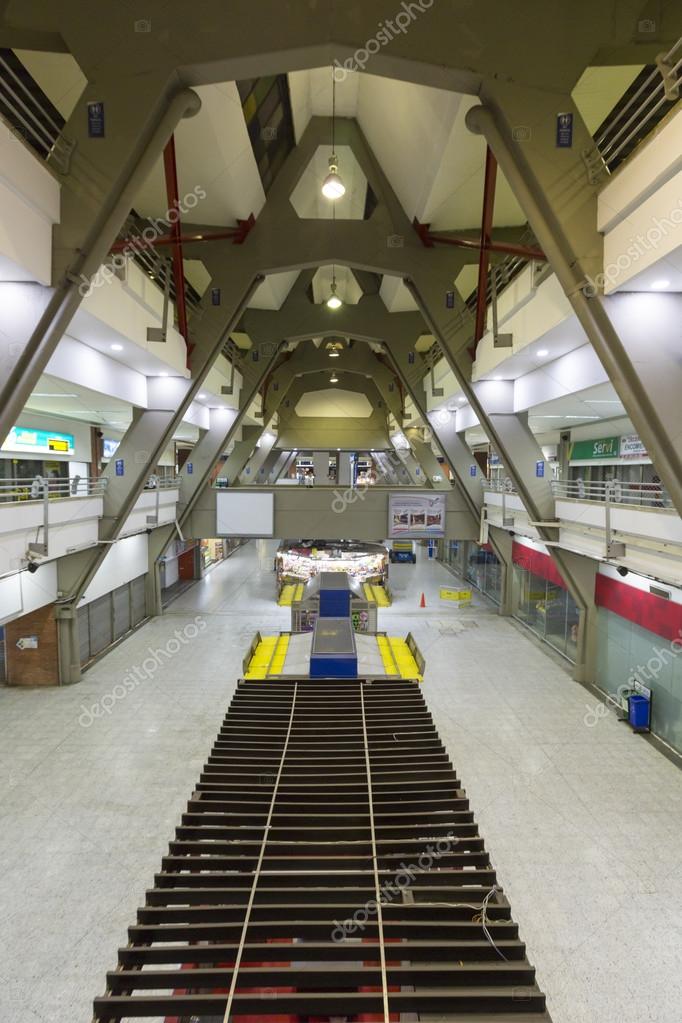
0,85 -> 201,446
466,94 -> 682,520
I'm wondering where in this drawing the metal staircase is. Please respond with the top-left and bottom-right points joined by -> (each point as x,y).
93,677 -> 551,1021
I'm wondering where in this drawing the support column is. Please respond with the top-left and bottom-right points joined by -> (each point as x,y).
404,429 -> 448,489
269,450 -> 294,483
0,84 -> 201,444
241,426 -> 277,483
405,272 -> 596,682
337,452 -> 352,487
256,448 -> 282,484
467,92 -> 682,519
312,451 -> 331,485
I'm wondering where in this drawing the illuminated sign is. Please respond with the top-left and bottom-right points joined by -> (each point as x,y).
2,426 -> 75,456
102,438 -> 120,459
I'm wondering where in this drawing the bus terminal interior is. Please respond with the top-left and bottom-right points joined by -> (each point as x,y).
1,5 -> 682,1022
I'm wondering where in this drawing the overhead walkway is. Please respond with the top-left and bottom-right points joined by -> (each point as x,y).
92,677 -> 551,1022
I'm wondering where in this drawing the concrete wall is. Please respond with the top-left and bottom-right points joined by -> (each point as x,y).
184,485 -> 479,543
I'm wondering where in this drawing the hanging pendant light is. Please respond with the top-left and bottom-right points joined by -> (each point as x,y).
327,277 -> 342,310
322,155 -> 345,200
321,70 -> 345,200
330,371 -> 339,383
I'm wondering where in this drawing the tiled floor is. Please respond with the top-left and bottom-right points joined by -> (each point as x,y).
1,540 -> 681,1022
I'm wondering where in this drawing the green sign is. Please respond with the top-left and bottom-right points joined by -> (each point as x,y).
569,436 -> 619,461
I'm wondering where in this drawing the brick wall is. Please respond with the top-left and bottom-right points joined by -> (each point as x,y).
5,603 -> 59,685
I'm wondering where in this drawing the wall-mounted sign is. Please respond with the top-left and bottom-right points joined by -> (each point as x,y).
556,111 -> 573,148
87,101 -> 105,138
102,438 -> 119,459
569,436 -> 619,461
445,291 -> 455,309
16,636 -> 38,650
211,287 -> 221,306
2,426 -> 75,456
388,493 -> 446,539
536,460 -> 545,477
115,458 -> 125,476
469,464 -> 477,477
619,434 -> 648,459
186,462 -> 193,474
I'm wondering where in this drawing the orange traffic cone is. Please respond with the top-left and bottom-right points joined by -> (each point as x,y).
419,592 -> 426,608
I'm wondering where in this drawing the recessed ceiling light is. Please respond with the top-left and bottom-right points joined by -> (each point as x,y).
160,371 -> 169,377
651,279 -> 670,289
536,349 -> 549,357
110,343 -> 123,351
492,376 -> 502,381
198,393 -> 207,399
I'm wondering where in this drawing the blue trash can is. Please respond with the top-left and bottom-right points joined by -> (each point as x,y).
628,694 -> 650,729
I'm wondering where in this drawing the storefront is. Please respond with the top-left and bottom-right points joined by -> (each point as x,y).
0,418 -> 89,495
595,567 -> 682,755
568,432 -> 657,491
437,540 -> 502,605
201,537 -> 226,570
466,543 -> 503,606
511,538 -> 579,662
275,540 -> 389,590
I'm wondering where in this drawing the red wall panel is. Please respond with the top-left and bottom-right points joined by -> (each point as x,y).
512,541 -> 567,590
595,573 -> 682,643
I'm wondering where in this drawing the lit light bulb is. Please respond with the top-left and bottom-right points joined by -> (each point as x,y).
326,282 -> 342,310
321,155 -> 345,200
330,373 -> 339,383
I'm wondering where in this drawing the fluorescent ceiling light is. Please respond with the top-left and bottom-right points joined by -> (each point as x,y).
110,343 -> 123,351
651,279 -> 670,289
536,349 -> 548,357
32,392 -> 78,398
198,393 -> 207,399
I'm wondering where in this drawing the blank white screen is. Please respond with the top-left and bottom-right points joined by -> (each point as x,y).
216,491 -> 274,537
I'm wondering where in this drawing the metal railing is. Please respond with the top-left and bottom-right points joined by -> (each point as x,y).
0,473 -> 180,504
0,475 -> 107,504
0,49 -> 75,172
594,37 -> 682,172
482,478 -> 518,494
482,476 -> 674,509
551,477 -> 673,509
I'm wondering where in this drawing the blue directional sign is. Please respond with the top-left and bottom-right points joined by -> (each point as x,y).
536,460 -> 545,477
115,458 -> 124,477
88,102 -> 105,138
556,112 -> 573,148
186,462 -> 193,474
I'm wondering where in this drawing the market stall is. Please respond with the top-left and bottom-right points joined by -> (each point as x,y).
275,539 -> 389,591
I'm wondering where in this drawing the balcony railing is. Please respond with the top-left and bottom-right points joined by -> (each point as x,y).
483,476 -> 674,510
551,478 -> 673,509
0,473 -> 180,504
594,36 -> 682,173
